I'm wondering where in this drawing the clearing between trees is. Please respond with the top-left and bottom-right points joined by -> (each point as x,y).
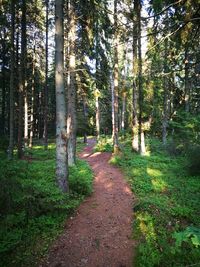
41,139 -> 135,267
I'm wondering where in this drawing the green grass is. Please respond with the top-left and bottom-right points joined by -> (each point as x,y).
0,141 -> 93,267
110,138 -> 200,267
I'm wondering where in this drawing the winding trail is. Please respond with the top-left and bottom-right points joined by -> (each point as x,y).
42,139 -> 134,267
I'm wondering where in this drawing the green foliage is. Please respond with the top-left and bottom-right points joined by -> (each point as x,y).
0,136 -> 9,152
111,138 -> 200,267
94,136 -> 113,152
173,226 -> 200,248
186,145 -> 200,176
69,159 -> 93,196
0,143 -> 93,267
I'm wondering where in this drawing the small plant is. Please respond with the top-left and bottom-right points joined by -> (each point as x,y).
173,226 -> 200,248
94,137 -> 113,152
186,145 -> 200,176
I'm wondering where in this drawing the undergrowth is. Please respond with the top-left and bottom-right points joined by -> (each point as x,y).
110,138 -> 200,267
0,141 -> 93,267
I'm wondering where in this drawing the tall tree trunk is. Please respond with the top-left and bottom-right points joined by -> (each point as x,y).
44,0 -> 49,149
83,93 -> 88,143
184,48 -> 190,113
122,92 -> 126,138
67,0 -> 76,166
18,0 -> 26,159
132,1 -> 139,151
113,0 -> 119,153
162,38 -> 169,145
55,0 -> 68,192
8,0 -> 15,159
95,91 -> 100,140
1,28 -> 6,136
137,0 -> 146,155
95,19 -> 100,140
29,35 -> 36,148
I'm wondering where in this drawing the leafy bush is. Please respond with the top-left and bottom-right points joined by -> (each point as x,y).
94,137 -> 113,152
186,145 -> 200,176
0,136 -> 9,152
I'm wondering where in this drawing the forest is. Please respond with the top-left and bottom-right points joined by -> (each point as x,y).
0,0 -> 200,266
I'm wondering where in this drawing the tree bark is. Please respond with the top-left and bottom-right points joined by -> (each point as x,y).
67,0 -> 77,166
29,35 -> 36,148
162,38 -> 169,145
113,0 -> 119,153
18,0 -> 27,159
137,0 -> 146,155
132,0 -> 139,152
184,48 -> 190,113
95,19 -> 100,140
44,0 -> 49,149
8,0 -> 15,159
55,0 -> 68,192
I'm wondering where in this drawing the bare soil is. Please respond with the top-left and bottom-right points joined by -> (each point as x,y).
41,139 -> 134,267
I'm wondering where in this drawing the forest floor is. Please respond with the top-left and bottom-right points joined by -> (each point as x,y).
41,139 -> 135,267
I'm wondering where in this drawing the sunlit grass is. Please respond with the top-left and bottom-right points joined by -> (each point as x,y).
0,140 -> 92,267
111,137 -> 200,267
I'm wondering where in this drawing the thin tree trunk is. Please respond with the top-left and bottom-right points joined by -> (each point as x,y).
184,48 -> 190,113
83,93 -> 88,143
55,0 -> 68,192
132,1 -> 139,151
29,35 -> 36,148
18,0 -> 27,159
113,0 -> 119,153
8,0 -> 15,159
67,0 -> 76,166
122,92 -> 126,138
1,28 -> 6,136
44,0 -> 49,149
137,0 -> 146,155
162,38 -> 169,145
95,94 -> 100,140
95,19 -> 100,140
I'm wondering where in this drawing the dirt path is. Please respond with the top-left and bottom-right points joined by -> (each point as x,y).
42,139 -> 134,267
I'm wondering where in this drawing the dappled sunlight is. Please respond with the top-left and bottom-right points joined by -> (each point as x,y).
136,212 -> 157,242
147,167 -> 163,177
151,178 -> 167,192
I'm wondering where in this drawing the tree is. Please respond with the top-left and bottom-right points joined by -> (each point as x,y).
55,0 -> 68,192
67,0 -> 77,166
8,0 -> 15,159
112,0 -> 120,153
18,0 -> 27,159
44,0 -> 49,149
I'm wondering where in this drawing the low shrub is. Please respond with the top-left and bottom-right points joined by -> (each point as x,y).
186,145 -> 200,176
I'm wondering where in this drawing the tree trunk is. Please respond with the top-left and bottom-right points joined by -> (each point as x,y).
162,38 -> 169,145
95,94 -> 100,140
132,1 -> 139,152
29,35 -> 36,148
113,0 -> 119,153
83,93 -> 88,143
8,0 -> 15,159
55,0 -> 68,192
1,28 -> 6,136
184,48 -> 190,113
122,92 -> 126,138
44,0 -> 49,149
137,0 -> 146,155
67,0 -> 77,166
95,19 -> 100,140
18,0 -> 27,159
